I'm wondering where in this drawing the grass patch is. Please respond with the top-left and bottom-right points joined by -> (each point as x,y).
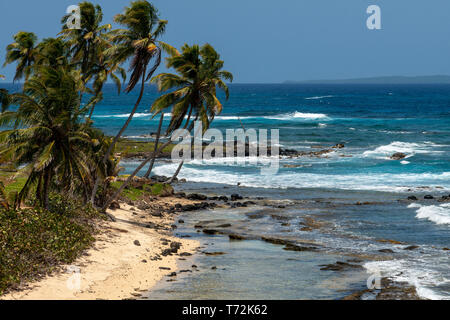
0,194 -> 103,295
110,181 -> 174,201
110,181 -> 145,201
115,138 -> 174,157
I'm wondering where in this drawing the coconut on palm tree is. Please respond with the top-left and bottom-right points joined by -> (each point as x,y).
4,31 -> 38,82
90,0 -> 174,205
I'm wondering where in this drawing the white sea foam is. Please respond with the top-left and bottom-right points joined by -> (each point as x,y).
150,162 -> 450,192
363,141 -> 443,159
305,95 -> 334,100
94,112 -> 153,118
410,203 -> 450,225
265,111 -> 329,121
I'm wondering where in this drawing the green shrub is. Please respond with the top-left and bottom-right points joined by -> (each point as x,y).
144,183 -> 174,197
0,195 -> 101,295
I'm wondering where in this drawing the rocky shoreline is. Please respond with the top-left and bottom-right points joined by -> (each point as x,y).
139,180 -> 444,300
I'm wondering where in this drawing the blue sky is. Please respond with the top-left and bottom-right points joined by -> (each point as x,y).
1,0 -> 450,83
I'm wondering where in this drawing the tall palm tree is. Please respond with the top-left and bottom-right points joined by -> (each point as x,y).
60,2 -> 126,120
60,2 -> 111,81
90,0 -> 174,205
3,32 -> 38,82
0,66 -> 98,209
101,43 -> 232,211
150,43 -> 233,181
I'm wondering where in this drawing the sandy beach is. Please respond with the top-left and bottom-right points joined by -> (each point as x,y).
1,198 -> 200,300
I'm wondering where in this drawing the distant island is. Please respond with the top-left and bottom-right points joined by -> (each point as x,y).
284,75 -> 450,84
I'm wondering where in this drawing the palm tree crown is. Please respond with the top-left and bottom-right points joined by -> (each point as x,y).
4,31 -> 38,81
151,43 -> 233,134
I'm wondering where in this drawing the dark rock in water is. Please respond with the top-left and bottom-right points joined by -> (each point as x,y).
439,195 -> 450,202
228,234 -> 246,240
261,237 -> 291,245
390,152 -> 407,160
211,266 -> 217,270
424,195 -> 434,200
179,269 -> 192,273
283,244 -> 318,252
216,223 -> 232,228
270,214 -> 290,221
320,261 -> 363,271
109,201 -> 121,210
178,219 -> 184,223
443,248 -> 449,251
202,229 -> 219,235
332,143 -> 345,149
230,194 -> 243,201
378,249 -> 395,253
403,245 -> 419,250
179,252 -> 192,256
133,240 -> 141,246
203,252 -> 226,256
187,193 -> 207,201
218,196 -> 229,202
167,272 -> 177,277
407,196 -> 418,201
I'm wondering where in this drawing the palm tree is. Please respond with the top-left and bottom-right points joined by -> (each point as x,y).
60,2 -> 126,120
101,43 -> 232,211
90,0 -> 174,205
3,32 -> 38,82
151,43 -> 233,182
60,2 -> 111,81
0,66 -> 98,209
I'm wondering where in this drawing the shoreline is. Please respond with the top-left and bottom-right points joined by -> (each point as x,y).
1,198 -> 200,300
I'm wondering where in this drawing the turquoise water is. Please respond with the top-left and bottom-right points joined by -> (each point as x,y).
88,83 -> 450,192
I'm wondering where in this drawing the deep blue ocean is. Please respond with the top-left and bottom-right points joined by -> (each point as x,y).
2,83 -> 450,299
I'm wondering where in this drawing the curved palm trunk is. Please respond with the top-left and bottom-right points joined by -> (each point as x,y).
143,112 -> 165,178
165,110 -> 196,184
101,139 -> 173,212
90,64 -> 148,205
165,160 -> 183,184
87,84 -> 104,121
